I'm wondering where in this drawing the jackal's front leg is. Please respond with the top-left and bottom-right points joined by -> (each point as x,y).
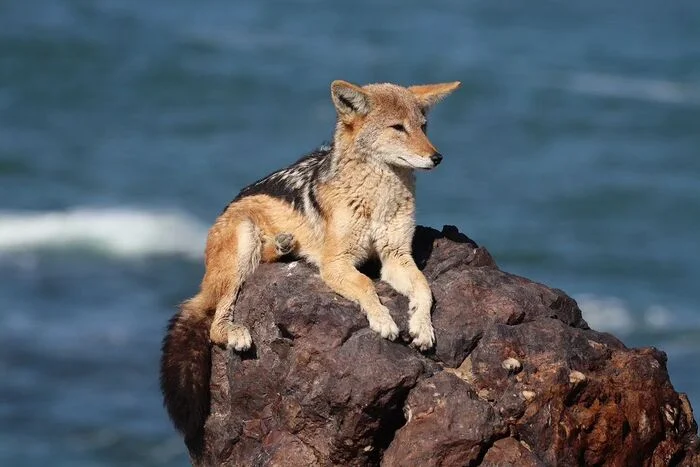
320,256 -> 399,340
381,253 -> 435,350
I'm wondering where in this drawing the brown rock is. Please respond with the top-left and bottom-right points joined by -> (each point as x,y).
481,437 -> 545,467
382,371 -> 507,466
195,226 -> 699,466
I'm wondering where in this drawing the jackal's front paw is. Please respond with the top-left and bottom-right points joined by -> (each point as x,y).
226,324 -> 252,352
274,232 -> 295,256
409,313 -> 435,351
367,308 -> 399,341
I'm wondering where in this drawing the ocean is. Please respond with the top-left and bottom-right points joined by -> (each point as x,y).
1,1 -> 698,465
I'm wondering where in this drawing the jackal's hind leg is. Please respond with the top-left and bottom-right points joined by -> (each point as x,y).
274,232 -> 296,256
207,219 -> 261,351
209,291 -> 253,351
261,232 -> 297,262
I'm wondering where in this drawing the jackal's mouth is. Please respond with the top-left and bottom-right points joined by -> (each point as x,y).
398,156 -> 435,170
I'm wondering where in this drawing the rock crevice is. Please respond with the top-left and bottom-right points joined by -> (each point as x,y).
196,226 -> 699,466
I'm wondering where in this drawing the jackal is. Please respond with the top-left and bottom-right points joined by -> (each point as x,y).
160,80 -> 460,455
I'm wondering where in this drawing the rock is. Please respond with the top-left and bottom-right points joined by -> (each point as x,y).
382,371 -> 507,466
196,226 -> 700,466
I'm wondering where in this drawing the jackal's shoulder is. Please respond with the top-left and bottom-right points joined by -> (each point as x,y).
225,142 -> 334,215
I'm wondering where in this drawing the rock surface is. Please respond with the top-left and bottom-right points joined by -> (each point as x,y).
197,226 -> 699,466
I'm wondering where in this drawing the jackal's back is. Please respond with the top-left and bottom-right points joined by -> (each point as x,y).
228,143 -> 334,217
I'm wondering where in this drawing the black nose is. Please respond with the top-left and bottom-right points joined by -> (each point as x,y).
430,153 -> 443,166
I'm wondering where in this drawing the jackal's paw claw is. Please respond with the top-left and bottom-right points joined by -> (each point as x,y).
274,232 -> 295,256
409,315 -> 435,351
368,311 -> 399,341
226,325 -> 252,352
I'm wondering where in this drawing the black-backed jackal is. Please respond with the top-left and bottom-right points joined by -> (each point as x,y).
160,80 -> 460,456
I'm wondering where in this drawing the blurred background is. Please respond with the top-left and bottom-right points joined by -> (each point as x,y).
1,0 -> 698,465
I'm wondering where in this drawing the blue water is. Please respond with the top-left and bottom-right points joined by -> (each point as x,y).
1,1 -> 698,465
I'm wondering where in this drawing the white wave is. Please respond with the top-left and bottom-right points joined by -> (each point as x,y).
566,72 -> 700,105
576,294 -> 635,333
0,207 -> 207,259
575,293 -> 678,334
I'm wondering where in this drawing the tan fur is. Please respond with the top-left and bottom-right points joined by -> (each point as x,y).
161,81 -> 460,452
190,80 -> 460,350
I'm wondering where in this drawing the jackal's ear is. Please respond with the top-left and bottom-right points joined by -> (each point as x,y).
409,82 -> 461,109
331,80 -> 371,118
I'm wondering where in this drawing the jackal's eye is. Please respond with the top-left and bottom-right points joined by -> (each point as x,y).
421,122 -> 427,133
390,124 -> 406,132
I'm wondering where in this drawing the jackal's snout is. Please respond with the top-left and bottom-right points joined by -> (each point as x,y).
430,152 -> 443,166
413,133 -> 443,170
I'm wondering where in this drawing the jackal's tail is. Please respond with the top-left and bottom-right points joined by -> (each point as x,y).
160,294 -> 212,458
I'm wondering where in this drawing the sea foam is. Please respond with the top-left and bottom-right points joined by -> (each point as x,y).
0,207 -> 207,259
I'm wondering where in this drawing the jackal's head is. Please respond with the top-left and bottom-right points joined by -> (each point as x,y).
330,80 -> 460,170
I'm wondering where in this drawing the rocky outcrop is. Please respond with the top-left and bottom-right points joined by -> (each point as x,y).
197,226 -> 699,466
